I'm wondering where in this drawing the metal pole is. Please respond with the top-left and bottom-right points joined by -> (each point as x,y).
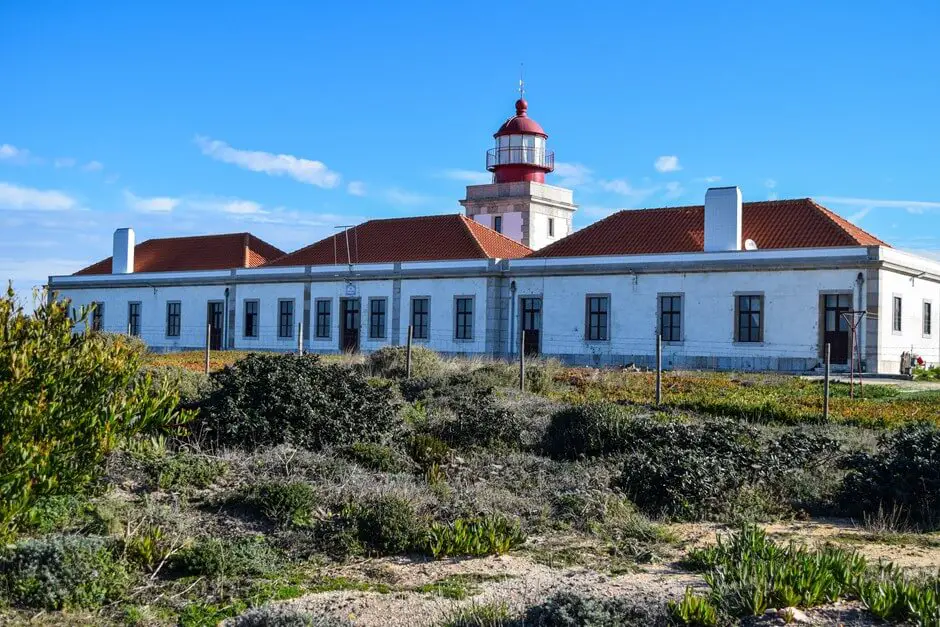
406,325 -> 413,379
655,333 -> 662,405
298,322 -> 303,356
824,343 -> 830,421
849,324 -> 855,399
519,329 -> 526,392
205,323 -> 211,375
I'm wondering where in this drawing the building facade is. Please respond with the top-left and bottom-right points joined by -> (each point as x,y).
48,98 -> 940,374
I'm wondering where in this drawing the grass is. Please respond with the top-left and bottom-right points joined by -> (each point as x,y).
414,574 -> 511,600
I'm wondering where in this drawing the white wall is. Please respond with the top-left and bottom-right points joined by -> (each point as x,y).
877,269 -> 940,372
527,212 -> 568,251
473,212 -> 523,242
233,282 -> 306,350
399,276 -> 489,355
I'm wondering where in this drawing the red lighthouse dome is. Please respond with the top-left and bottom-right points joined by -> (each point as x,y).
486,98 -> 554,184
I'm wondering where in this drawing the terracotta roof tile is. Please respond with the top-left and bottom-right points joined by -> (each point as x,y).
265,214 -> 531,267
532,198 -> 888,258
74,232 -> 285,275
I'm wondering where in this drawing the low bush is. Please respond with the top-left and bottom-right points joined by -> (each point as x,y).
339,442 -> 412,473
142,450 -> 228,491
240,480 -> 318,528
140,365 -> 216,406
667,588 -> 719,626
318,495 -> 423,557
541,403 -> 634,459
366,345 -> 444,379
424,514 -> 525,558
431,386 -> 528,449
442,602 -> 512,627
234,606 -> 353,626
22,494 -> 92,534
856,564 -> 940,623
195,353 -> 401,451
0,534 -> 129,610
840,421 -> 940,530
523,591 -> 667,626
407,433 -> 451,469
173,536 -> 280,577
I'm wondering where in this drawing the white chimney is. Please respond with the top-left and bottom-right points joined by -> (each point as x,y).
704,186 -> 742,252
112,228 -> 135,274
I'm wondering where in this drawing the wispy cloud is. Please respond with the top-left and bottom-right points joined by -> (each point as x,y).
581,205 -> 620,219
816,196 -> 940,214
694,175 -> 722,184
440,169 -> 491,185
347,181 -> 367,196
124,190 -> 180,214
54,157 -> 76,168
847,207 -> 871,223
599,179 -> 659,204
194,135 -> 341,189
384,187 -> 432,206
663,181 -> 684,200
552,162 -> 593,187
765,178 -> 777,189
654,155 -> 681,173
82,160 -> 104,172
0,144 -> 41,166
0,182 -> 76,211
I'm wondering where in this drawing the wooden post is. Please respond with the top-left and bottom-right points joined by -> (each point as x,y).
204,323 -> 211,375
655,333 -> 662,406
519,329 -> 526,392
406,325 -> 414,379
824,342 -> 831,421
298,322 -> 304,356
848,324 -> 855,399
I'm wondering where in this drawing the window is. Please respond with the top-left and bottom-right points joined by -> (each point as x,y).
127,302 -> 140,336
893,296 -> 902,332
243,300 -> 259,338
493,216 -> 502,233
659,295 -> 682,342
166,302 -> 181,337
369,298 -> 387,339
736,295 -> 763,343
411,297 -> 429,340
585,295 -> 609,341
455,297 -> 473,340
315,299 -> 331,339
90,302 -> 104,331
548,217 -> 554,237
925,301 -> 933,337
278,299 -> 294,338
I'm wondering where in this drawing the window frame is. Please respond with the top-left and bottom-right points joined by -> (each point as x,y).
493,215 -> 503,234
165,301 -> 181,338
90,302 -> 104,332
243,299 -> 259,338
658,293 -> 683,344
734,293 -> 765,344
454,295 -> 474,341
410,296 -> 430,341
892,295 -> 903,334
924,300 -> 933,338
548,217 -> 555,237
314,298 -> 332,340
368,297 -> 388,340
127,301 -> 141,337
277,298 -> 295,339
584,294 -> 611,342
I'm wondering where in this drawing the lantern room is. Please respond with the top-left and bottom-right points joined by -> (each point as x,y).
486,98 -> 555,183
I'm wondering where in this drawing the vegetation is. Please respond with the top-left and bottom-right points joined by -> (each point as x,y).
424,515 -> 526,558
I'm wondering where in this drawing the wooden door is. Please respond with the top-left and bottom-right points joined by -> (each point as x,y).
207,301 -> 224,350
521,297 -> 542,357
340,298 -> 360,353
823,294 -> 851,364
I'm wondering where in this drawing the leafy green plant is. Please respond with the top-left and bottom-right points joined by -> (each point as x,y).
0,288 -> 189,538
407,433 -> 450,469
142,450 -> 228,491
424,515 -> 525,558
430,386 -> 528,450
241,480 -> 318,528
442,601 -> 512,627
541,402 -> 635,459
234,606 -> 353,626
349,495 -> 422,555
173,536 -> 280,578
366,345 -> 444,379
339,441 -> 412,473
0,534 -> 130,610
667,588 -> 719,626
195,353 -> 401,451
22,494 -> 92,534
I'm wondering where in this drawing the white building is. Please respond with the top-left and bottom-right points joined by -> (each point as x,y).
48,98 -> 940,374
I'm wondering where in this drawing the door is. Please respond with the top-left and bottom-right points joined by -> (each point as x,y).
823,293 -> 851,364
207,301 -> 224,350
340,298 -> 360,353
521,297 -> 542,357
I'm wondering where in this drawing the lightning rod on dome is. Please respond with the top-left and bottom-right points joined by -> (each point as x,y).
518,63 -> 525,98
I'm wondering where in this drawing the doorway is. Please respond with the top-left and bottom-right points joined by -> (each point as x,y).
207,301 -> 224,350
520,296 -> 542,357
823,293 -> 851,364
340,298 -> 360,353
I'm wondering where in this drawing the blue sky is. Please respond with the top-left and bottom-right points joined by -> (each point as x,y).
2,1 -> 939,300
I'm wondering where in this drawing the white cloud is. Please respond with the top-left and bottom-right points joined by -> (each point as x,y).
54,157 -> 77,168
194,135 -> 341,188
124,190 -> 180,214
654,155 -> 681,173
765,178 -> 777,189
0,182 -> 76,211
384,187 -> 432,206
580,206 -> 620,218
0,144 -> 24,160
694,175 -> 722,184
440,169 -> 492,185
347,181 -> 367,196
0,144 -> 40,165
663,181 -> 684,200
599,179 -> 659,204
816,196 -> 940,212
83,160 -> 104,172
552,162 -> 594,187
847,207 -> 871,223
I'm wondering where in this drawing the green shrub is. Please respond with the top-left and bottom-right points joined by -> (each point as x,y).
366,345 -> 444,379
350,495 -> 422,555
339,442 -> 412,473
142,450 -> 228,491
22,494 -> 92,534
173,536 -> 279,577
523,591 -> 667,626
0,534 -> 129,610
140,365 -> 216,406
840,421 -> 940,530
541,403 -> 634,459
424,515 -> 525,558
234,606 -> 353,626
195,353 -> 401,451
0,288 -> 189,537
431,386 -> 528,449
856,564 -> 940,623
407,433 -> 450,469
667,588 -> 719,626
241,480 -> 318,528
442,602 -> 512,627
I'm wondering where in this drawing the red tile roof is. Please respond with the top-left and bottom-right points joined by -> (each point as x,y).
265,214 -> 532,267
74,232 -> 285,275
531,198 -> 889,258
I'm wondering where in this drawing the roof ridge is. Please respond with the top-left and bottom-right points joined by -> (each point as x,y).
457,215 -> 488,257
460,215 -> 533,256
805,198 -> 888,247
137,231 -> 251,244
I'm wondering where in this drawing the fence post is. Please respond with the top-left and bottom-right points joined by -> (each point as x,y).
823,342 -> 831,421
655,333 -> 662,405
519,329 -> 526,392
298,322 -> 304,355
204,323 -> 211,375
406,325 -> 414,379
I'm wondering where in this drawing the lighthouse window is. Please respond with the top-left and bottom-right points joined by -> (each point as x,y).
548,218 -> 554,237
494,216 -> 502,233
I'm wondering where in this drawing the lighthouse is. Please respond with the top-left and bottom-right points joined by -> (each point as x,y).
460,95 -> 577,250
